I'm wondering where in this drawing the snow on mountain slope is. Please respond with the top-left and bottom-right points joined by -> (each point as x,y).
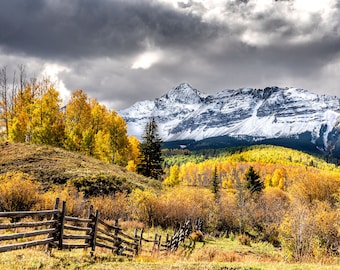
120,83 -> 204,139
119,83 -> 340,153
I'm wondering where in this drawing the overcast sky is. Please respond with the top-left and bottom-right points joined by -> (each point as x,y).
0,0 -> 340,110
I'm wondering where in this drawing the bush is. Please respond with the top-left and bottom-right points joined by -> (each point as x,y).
238,234 -> 252,246
251,187 -> 290,246
279,199 -> 340,262
128,189 -> 158,227
89,192 -> 129,221
312,201 -> 340,257
216,190 -> 239,235
289,173 -> 339,205
71,175 -> 131,197
279,200 -> 316,262
39,184 -> 85,217
0,172 -> 41,212
190,247 -> 241,262
155,187 -> 217,229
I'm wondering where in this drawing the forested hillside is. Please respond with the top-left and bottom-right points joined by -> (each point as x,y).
163,145 -> 340,189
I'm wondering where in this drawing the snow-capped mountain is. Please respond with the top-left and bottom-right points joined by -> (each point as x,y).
119,83 -> 340,157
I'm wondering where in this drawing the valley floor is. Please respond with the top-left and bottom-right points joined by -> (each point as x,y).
0,237 -> 338,270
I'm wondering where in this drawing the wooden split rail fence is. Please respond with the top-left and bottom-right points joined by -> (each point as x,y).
0,198 -> 197,256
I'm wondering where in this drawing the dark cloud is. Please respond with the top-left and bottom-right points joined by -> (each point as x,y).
0,0 -> 220,60
0,0 -> 339,110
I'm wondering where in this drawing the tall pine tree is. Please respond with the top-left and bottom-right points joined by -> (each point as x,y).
211,166 -> 219,196
137,118 -> 163,180
245,166 -> 264,194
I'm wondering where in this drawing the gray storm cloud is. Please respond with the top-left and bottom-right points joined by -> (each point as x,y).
0,0 -> 219,59
0,0 -> 339,110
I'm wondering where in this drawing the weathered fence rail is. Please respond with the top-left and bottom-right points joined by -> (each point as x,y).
0,206 -> 59,253
0,198 -> 195,257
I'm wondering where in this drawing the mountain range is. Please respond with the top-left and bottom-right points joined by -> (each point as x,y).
119,83 -> 340,158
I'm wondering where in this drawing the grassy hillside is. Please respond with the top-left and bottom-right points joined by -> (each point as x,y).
0,142 -> 161,195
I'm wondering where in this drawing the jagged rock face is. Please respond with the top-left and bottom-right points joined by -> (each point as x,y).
119,83 -> 340,155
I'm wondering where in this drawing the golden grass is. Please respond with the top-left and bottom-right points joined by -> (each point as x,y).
0,248 -> 339,270
0,142 -> 161,191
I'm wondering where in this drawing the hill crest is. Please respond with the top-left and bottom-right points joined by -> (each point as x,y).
0,142 -> 161,194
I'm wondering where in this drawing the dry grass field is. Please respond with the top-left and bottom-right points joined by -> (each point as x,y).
0,234 -> 339,270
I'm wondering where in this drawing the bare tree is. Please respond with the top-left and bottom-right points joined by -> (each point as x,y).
0,66 -> 9,139
18,64 -> 27,94
0,64 -> 30,141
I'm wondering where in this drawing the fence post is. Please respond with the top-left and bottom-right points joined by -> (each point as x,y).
134,228 -> 139,256
165,234 -> 169,252
152,233 -> 158,253
53,198 -> 60,214
139,228 -> 144,254
114,219 -> 119,237
157,235 -> 162,254
90,210 -> 99,255
85,205 -> 94,249
58,201 -> 66,250
112,219 -> 120,254
46,198 -> 60,253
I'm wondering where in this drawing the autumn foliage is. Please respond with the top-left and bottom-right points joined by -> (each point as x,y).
0,77 -> 138,168
161,146 -> 340,261
1,68 -> 339,263
0,172 -> 41,212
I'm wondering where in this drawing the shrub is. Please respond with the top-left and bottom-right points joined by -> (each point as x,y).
279,198 -> 340,262
0,172 -> 41,212
39,184 -> 85,217
238,234 -> 252,246
190,247 -> 241,262
89,192 -> 129,221
71,175 -> 131,197
251,187 -> 290,246
155,187 -> 217,229
279,200 -> 316,262
119,220 -> 145,231
216,190 -> 239,235
128,189 -> 159,227
312,201 -> 340,257
289,172 -> 339,205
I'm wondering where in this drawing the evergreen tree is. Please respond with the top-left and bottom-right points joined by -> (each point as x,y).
137,118 -> 163,179
211,166 -> 219,196
245,166 -> 264,194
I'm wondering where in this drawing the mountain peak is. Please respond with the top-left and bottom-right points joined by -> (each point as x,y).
119,84 -> 340,158
162,83 -> 204,104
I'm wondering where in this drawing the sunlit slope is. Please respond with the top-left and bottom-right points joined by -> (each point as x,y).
0,142 -> 161,193
221,145 -> 339,171
164,145 -> 340,194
